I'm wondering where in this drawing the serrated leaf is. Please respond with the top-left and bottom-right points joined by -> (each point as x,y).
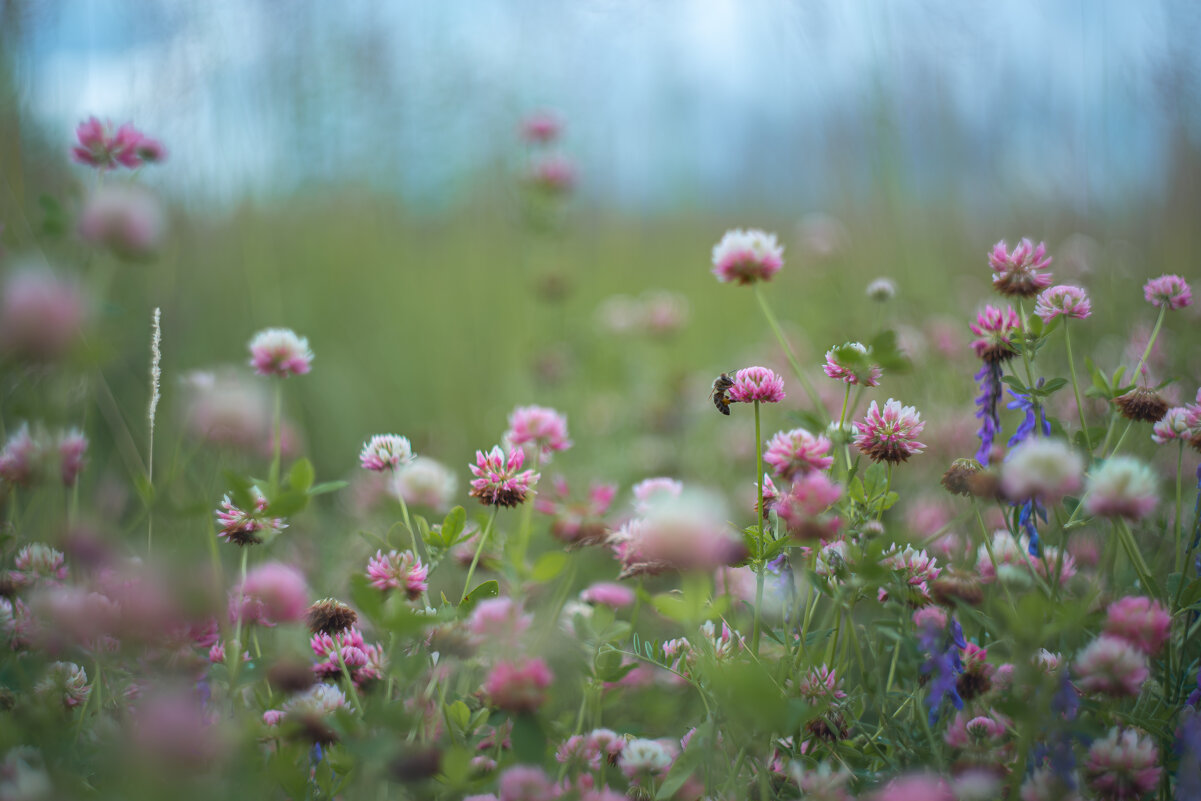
1039,378 -> 1068,394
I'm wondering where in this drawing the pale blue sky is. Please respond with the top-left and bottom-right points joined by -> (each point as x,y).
14,0 -> 1201,211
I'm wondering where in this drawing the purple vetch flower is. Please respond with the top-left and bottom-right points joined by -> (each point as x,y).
1019,500 -> 1046,557
1006,387 -> 1050,448
916,612 -> 965,725
1177,710 -> 1201,801
974,362 -> 1004,466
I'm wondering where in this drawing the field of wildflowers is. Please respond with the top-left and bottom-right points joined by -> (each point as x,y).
1,104 -> 1201,801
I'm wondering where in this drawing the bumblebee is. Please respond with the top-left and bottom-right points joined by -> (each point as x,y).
710,372 -> 735,415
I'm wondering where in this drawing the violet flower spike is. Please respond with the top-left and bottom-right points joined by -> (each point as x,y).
973,363 -> 1004,466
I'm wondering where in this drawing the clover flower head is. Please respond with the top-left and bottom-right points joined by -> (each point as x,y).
1143,274 -> 1192,310
854,399 -> 926,463
989,238 -> 1053,298
469,445 -> 540,508
1034,284 -> 1091,323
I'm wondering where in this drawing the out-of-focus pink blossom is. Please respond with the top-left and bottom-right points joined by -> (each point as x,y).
521,111 -> 562,144
1083,727 -> 1161,800
868,773 -> 954,801
1143,274 -> 1192,310
366,549 -> 427,599
526,153 -> 575,194
129,688 -> 226,770
0,423 -> 45,487
764,427 -> 834,480
711,229 -> 784,285
485,658 -> 553,713
77,185 -> 166,260
392,456 -> 458,511
0,268 -> 88,362
631,477 -> 682,514
57,429 -> 87,487
71,117 -> 164,170
468,597 -> 533,643
1104,596 -> 1170,656
231,562 -> 309,626
775,471 -> 843,541
1000,438 -> 1083,504
505,405 -> 571,460
536,476 -> 615,546
1074,635 -> 1149,697
1083,457 -> 1158,521
579,582 -> 634,609
247,328 -> 312,377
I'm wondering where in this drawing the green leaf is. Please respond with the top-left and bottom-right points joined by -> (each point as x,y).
265,490 -> 309,518
656,723 -> 712,799
445,700 -> 471,736
436,746 -> 473,788
460,580 -> 499,611
869,329 -> 913,373
222,470 -> 257,512
308,480 -> 348,497
1000,375 -> 1028,394
348,573 -> 383,623
651,593 -> 690,623
510,714 -> 545,763
594,647 -> 634,682
441,506 -> 466,546
288,458 -> 315,492
531,551 -> 567,582
1039,377 -> 1068,395
1176,579 -> 1201,613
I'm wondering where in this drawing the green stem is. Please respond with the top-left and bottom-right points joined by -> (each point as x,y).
228,547 -> 250,686
459,508 -> 498,605
875,463 -> 893,522
1063,322 -> 1092,452
752,400 -> 765,655
1132,306 -> 1167,383
1017,300 -> 1042,425
269,382 -> 282,494
1109,419 -> 1134,458
513,451 -> 542,587
754,284 -> 826,416
1175,442 -> 1185,573
1115,518 -> 1160,600
336,647 -> 363,713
